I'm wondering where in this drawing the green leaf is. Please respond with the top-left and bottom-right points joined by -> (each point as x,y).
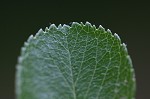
16,22 -> 136,99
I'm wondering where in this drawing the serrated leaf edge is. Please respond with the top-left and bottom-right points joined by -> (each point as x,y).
16,22 -> 136,98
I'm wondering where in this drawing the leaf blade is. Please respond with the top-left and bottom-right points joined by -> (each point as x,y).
16,22 -> 136,99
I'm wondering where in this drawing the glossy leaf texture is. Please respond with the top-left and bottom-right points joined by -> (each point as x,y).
16,22 -> 136,99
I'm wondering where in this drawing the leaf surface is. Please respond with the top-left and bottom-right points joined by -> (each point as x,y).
16,22 -> 136,99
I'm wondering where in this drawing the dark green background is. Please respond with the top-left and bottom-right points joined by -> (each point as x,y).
0,1 -> 149,99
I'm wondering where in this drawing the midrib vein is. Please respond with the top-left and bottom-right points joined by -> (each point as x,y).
66,35 -> 77,99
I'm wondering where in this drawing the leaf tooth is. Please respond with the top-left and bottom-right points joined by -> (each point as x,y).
18,56 -> 24,63
85,21 -> 92,27
80,22 -> 84,26
58,24 -> 62,29
22,42 -> 29,55
45,27 -> 49,32
24,42 -> 29,47
126,55 -> 133,69
98,25 -> 105,31
69,22 -> 73,25
39,28 -> 44,32
63,24 -> 70,28
114,33 -> 121,41
16,65 -> 22,97
62,24 -> 70,35
93,25 -> 96,30
35,28 -> 44,37
71,22 -> 80,27
122,43 -> 128,54
21,47 -> 26,52
49,24 -> 57,30
27,35 -> 33,42
107,29 -> 112,35
128,58 -> 136,82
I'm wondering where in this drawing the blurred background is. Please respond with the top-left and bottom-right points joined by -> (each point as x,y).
0,1 -> 149,99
